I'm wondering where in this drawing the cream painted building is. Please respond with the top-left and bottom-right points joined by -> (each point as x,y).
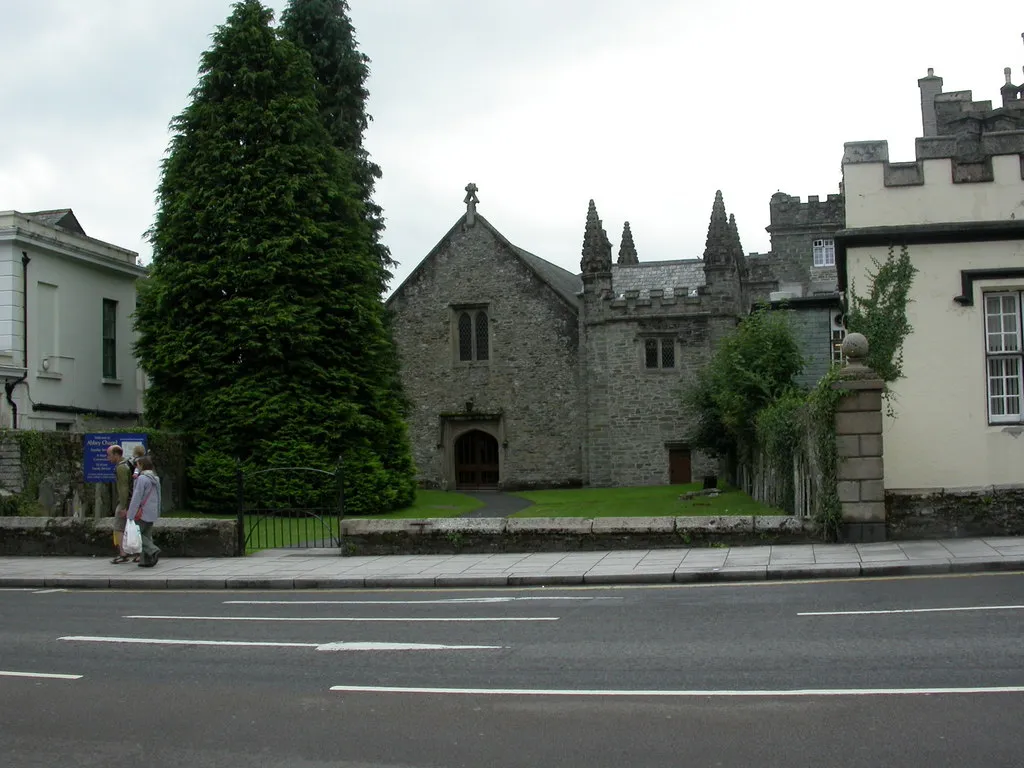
837,64 -> 1024,497
0,209 -> 147,431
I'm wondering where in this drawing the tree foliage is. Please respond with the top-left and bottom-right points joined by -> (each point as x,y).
134,0 -> 415,513
279,0 -> 392,278
686,307 -> 804,463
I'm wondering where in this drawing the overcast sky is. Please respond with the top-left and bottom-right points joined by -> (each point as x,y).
2,1 -> 1022,293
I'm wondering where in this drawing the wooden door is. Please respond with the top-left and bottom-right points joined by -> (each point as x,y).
669,448 -> 692,485
454,430 -> 500,490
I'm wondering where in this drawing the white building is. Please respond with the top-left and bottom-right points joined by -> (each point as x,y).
0,209 -> 147,430
836,58 -> 1024,535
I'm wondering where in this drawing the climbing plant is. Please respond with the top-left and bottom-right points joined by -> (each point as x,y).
695,244 -> 918,541
845,244 -> 917,386
809,244 -> 917,538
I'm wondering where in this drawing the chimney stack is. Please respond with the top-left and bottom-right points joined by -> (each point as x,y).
918,68 -> 944,137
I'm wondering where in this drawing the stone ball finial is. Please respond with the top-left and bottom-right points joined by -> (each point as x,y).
841,332 -> 870,367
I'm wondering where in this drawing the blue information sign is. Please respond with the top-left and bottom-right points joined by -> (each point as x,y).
83,433 -> 148,483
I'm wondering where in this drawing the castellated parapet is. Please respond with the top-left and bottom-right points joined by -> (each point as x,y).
843,136 -> 1024,189
897,58 -> 1024,185
767,192 -> 845,232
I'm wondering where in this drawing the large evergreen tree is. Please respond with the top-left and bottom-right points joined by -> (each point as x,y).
134,0 -> 415,512
279,0 -> 415,505
279,0 -> 392,279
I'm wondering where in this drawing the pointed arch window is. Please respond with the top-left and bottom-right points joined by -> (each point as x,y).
454,305 -> 491,363
474,311 -> 489,361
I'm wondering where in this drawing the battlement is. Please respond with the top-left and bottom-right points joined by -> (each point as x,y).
843,137 -> 1024,187
766,191 -> 844,232
588,285 -> 736,322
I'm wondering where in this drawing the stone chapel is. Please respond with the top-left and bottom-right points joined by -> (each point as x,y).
386,185 -> 845,491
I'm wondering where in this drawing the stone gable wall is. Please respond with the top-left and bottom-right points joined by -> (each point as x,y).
388,222 -> 582,490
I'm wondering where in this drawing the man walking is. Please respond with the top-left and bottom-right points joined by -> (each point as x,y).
107,444 -> 134,564
127,455 -> 162,568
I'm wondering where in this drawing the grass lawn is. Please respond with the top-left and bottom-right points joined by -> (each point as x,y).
509,483 -> 783,518
165,487 -> 780,551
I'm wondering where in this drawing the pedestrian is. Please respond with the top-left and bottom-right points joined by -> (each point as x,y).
127,455 -> 162,568
130,443 -> 146,489
107,444 -> 135,564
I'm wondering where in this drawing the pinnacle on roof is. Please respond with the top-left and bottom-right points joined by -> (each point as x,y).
728,213 -> 749,277
702,190 -> 733,267
580,199 -> 612,274
617,221 -> 638,265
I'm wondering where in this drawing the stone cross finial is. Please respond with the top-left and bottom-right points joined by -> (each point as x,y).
464,183 -> 479,227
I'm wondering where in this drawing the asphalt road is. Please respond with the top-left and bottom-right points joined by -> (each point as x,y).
2,573 -> 1024,767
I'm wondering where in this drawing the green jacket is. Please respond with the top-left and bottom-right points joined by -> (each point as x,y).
115,460 -> 132,512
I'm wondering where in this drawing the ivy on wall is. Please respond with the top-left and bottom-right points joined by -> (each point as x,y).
809,245 -> 917,538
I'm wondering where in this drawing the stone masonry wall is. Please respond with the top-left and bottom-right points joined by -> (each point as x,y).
581,308 -> 718,487
887,486 -> 1024,539
766,193 -> 843,291
388,220 -> 581,489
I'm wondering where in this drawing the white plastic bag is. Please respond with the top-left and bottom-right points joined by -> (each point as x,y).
122,519 -> 142,556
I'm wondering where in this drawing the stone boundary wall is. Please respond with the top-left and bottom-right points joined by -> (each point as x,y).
0,515 -> 818,558
886,486 -> 1024,539
338,515 -> 817,556
0,517 -> 237,557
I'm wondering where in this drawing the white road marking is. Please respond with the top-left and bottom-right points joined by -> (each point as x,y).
0,670 -> 82,680
60,636 -> 502,652
33,589 -> 67,594
62,636 -> 316,649
125,615 -> 559,623
329,685 -> 1024,697
317,642 -> 502,652
225,597 -> 608,606
799,604 -> 1024,617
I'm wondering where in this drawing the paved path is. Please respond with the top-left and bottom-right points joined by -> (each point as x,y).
1,536 -> 1023,589
460,491 -> 534,518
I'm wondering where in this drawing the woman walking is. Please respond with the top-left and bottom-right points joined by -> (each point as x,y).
126,455 -> 162,568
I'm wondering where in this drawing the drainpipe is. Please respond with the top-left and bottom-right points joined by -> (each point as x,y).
4,252 -> 30,429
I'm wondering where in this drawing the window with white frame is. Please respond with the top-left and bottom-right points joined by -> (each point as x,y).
984,291 -> 1023,423
812,238 -> 836,268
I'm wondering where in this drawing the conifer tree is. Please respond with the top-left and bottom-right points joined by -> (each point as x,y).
280,0 -> 416,502
279,0 -> 391,278
134,0 -> 415,512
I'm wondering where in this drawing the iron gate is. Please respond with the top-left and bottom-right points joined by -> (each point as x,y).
236,465 -> 344,555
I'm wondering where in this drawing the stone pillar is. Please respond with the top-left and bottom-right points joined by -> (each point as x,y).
832,333 -> 886,543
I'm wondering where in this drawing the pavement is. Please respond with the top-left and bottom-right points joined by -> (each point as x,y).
3,574 -> 1024,767
2,535 -> 1024,589
459,490 -> 534,518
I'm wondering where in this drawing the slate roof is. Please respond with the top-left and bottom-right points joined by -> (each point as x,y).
611,259 -> 705,298
511,244 -> 583,307
25,209 -> 86,236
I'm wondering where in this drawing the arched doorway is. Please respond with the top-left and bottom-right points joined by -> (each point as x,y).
454,430 -> 500,490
